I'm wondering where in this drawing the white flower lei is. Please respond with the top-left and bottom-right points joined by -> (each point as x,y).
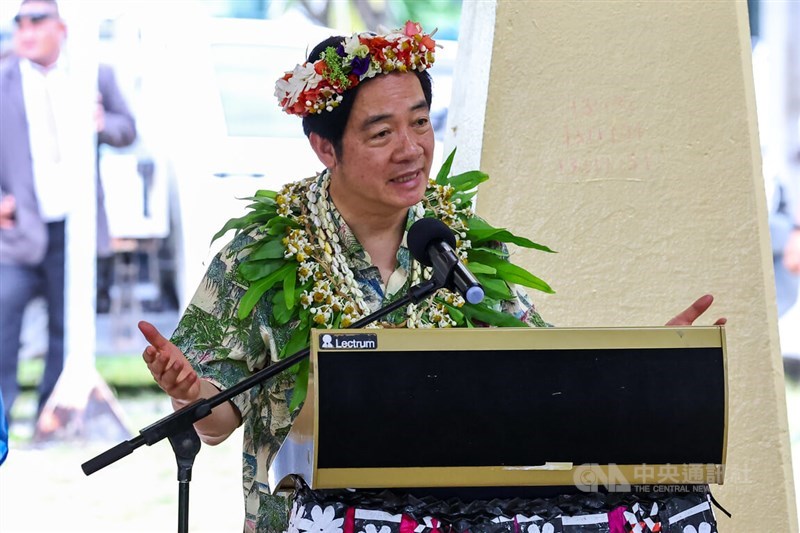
275,169 -> 467,329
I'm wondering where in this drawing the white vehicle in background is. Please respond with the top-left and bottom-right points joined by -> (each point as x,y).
139,14 -> 334,306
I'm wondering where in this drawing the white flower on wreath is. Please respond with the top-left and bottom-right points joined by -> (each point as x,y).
361,525 -> 391,533
296,504 -> 344,533
382,27 -> 404,41
362,58 -> 381,79
342,34 -> 369,58
276,63 -> 322,107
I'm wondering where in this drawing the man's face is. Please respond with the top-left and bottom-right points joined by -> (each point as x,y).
327,73 -> 434,219
13,1 -> 65,67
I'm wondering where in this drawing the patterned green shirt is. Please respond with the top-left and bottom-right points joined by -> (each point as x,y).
170,174 -> 547,532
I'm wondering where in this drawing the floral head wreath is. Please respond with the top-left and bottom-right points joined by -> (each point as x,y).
274,21 -> 437,118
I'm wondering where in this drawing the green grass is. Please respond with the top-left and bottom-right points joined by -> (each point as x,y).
18,355 -> 159,392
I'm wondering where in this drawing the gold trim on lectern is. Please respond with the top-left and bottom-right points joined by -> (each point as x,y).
314,327 -> 724,353
315,463 -> 725,489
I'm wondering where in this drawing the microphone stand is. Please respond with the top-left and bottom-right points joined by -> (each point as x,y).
81,278 -> 442,533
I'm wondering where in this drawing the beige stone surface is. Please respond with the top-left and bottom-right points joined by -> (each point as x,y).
449,1 -> 798,530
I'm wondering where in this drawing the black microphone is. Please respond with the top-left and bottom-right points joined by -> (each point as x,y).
407,218 -> 485,304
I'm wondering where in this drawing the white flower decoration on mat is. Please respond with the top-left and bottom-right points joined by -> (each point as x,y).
297,505 -> 344,533
362,526 -> 391,533
683,523 -> 712,533
285,501 -> 306,533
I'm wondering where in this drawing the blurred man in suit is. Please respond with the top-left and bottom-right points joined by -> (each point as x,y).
0,0 -> 137,421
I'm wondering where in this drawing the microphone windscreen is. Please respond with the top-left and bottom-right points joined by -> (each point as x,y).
407,218 -> 457,266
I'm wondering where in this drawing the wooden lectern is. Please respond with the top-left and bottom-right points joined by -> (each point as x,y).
268,326 -> 727,494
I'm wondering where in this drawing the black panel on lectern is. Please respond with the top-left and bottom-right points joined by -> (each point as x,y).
316,347 -> 724,468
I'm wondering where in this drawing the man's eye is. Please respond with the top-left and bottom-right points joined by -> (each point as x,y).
416,118 -> 429,126
374,130 -> 390,139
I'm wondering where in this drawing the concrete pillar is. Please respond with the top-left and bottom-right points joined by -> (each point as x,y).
448,1 -> 797,529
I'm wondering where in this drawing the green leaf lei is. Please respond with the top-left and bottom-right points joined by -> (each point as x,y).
213,149 -> 555,409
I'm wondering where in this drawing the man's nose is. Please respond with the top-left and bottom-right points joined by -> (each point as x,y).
395,128 -> 423,160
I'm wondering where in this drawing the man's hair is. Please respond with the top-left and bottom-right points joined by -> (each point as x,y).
301,35 -> 433,158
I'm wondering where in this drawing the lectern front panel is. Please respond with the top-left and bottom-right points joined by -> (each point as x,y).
270,327 -> 728,490
316,346 -> 723,468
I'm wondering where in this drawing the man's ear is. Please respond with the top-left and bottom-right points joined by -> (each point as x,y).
309,133 -> 337,170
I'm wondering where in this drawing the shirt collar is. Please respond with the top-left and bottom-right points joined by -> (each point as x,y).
20,57 -> 62,77
319,170 -> 423,274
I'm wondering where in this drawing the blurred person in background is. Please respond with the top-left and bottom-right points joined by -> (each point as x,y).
782,141 -> 800,277
768,167 -> 799,317
0,0 -> 136,423
772,144 -> 800,380
784,207 -> 800,275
